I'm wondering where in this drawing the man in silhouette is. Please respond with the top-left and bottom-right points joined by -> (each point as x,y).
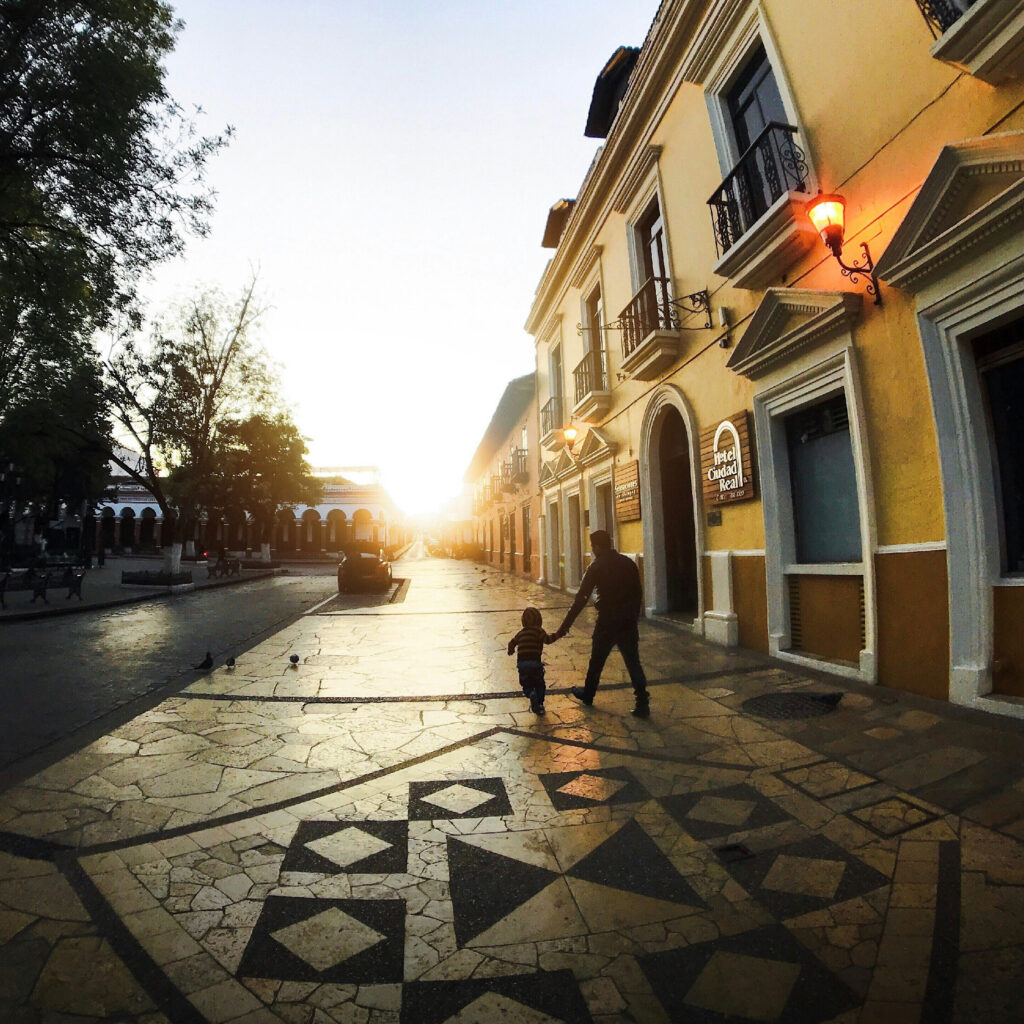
553,529 -> 650,717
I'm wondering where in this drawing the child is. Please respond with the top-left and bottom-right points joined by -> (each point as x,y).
507,606 -> 559,714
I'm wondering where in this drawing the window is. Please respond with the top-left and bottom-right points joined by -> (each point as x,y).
522,505 -> 531,566
582,284 -> 607,390
976,325 -> 1024,574
521,423 -> 528,454
725,45 -> 789,224
785,395 -> 862,563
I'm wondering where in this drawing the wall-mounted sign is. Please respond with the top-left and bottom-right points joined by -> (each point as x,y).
614,460 -> 641,522
699,411 -> 756,506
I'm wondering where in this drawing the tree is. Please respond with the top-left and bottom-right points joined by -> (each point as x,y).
104,278 -> 275,571
216,413 -> 322,561
0,0 -> 230,374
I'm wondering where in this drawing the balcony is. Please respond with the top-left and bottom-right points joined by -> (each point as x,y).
509,447 -> 529,483
541,396 -> 566,451
917,0 -> 977,35
917,0 -> 1024,83
707,122 -> 816,290
617,275 -> 682,381
490,475 -> 503,503
572,350 -> 612,422
499,461 -> 515,492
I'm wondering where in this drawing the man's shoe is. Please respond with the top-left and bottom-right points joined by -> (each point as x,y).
532,701 -> 546,715
570,687 -> 593,706
631,700 -> 650,718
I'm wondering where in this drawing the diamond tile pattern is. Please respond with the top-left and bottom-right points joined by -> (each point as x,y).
409,777 -> 513,820
280,820 -> 408,875
640,924 -> 860,1023
540,766 -> 648,810
660,783 -> 792,840
238,896 -> 405,983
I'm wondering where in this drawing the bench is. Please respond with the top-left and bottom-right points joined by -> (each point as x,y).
207,556 -> 241,579
0,567 -> 86,609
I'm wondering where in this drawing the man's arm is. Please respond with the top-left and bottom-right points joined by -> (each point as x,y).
555,564 -> 598,636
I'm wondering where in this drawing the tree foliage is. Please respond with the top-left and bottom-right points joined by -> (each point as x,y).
216,413 -> 323,544
0,0 -> 230,372
103,279 -> 320,563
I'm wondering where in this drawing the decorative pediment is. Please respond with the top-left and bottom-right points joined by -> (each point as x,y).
553,447 -> 580,481
577,427 -> 618,467
875,132 -> 1024,291
538,461 -> 557,488
727,289 -> 862,380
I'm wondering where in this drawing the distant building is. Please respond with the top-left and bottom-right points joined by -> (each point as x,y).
96,459 -> 404,556
465,375 -> 541,579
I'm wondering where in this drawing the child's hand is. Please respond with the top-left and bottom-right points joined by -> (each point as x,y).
506,641 -> 514,656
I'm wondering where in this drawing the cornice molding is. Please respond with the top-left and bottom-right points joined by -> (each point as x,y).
727,289 -> 862,380
568,245 -> 604,291
680,0 -> 756,85
524,0 -> 710,337
610,145 -> 662,215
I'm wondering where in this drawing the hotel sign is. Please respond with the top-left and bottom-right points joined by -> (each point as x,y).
614,460 -> 641,522
699,411 -> 756,506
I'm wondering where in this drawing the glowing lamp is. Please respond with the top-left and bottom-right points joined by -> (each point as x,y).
805,191 -> 881,305
806,193 -> 846,255
563,425 -> 579,446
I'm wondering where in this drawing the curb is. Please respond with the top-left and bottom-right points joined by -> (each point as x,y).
0,569 -> 283,624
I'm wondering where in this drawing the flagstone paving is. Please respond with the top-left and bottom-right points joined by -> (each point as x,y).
2,556 -> 1024,1021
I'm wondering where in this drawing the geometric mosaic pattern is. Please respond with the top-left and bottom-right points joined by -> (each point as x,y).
280,819 -> 408,874
659,783 -> 793,841
719,833 -> 890,921
401,969 -> 594,1023
237,895 -> 405,982
639,923 -> 861,1022
848,795 -> 939,837
539,765 -> 649,810
409,777 -> 514,819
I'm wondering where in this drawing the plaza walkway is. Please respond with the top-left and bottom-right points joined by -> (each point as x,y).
1,553 -> 1024,1023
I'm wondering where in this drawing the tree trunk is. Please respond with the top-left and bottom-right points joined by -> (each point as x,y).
164,542 -> 183,574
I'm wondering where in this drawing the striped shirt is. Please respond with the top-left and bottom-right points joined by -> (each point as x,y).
508,626 -> 557,663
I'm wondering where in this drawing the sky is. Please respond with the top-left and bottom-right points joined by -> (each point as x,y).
145,0 -> 658,516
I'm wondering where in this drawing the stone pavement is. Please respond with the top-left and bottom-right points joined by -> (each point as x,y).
2,556 -> 1024,1023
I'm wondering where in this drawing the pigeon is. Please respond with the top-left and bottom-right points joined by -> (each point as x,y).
225,656 -> 236,669
194,651 -> 213,671
289,654 -> 300,667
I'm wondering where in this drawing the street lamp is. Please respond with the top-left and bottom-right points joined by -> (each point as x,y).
806,192 -> 882,305
562,425 -> 579,449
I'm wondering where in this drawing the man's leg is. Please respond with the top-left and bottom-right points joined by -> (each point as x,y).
616,621 -> 650,712
579,622 -> 616,702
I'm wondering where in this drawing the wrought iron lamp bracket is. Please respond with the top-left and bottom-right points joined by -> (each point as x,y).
829,241 -> 882,306
668,289 -> 712,329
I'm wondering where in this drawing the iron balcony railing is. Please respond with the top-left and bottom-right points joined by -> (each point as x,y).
619,275 -> 676,359
915,0 -> 976,37
707,121 -> 809,258
490,475 -> 503,503
509,447 -> 528,482
573,349 -> 608,405
541,395 -> 565,437
500,461 -> 515,491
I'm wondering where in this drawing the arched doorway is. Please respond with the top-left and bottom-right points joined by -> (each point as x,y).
353,508 -> 373,542
301,509 -> 321,552
640,385 -> 703,621
658,408 -> 698,615
139,508 -> 156,549
327,510 -> 346,549
120,508 -> 136,551
277,509 -> 295,552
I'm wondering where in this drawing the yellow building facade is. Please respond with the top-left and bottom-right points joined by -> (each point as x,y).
526,0 -> 1024,717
